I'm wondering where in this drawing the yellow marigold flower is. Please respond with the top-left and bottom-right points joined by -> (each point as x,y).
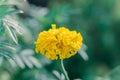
34,24 -> 83,60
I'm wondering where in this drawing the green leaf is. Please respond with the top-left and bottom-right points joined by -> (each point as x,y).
20,49 -> 41,68
0,56 -> 3,66
13,53 -> 25,69
103,66 -> 120,80
0,0 -> 7,3
4,23 -> 18,44
13,68 -> 58,80
3,16 -> 23,35
0,19 -> 5,35
3,9 -> 22,17
0,5 -> 10,18
0,5 -> 22,18
0,50 -> 12,59
0,42 -> 16,51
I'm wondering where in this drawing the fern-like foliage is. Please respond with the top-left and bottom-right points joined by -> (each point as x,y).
0,4 -> 22,58
0,3 -> 42,69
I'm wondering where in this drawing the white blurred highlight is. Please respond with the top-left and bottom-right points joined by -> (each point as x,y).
78,43 -> 88,61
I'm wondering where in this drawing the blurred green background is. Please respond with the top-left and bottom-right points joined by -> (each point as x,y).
0,0 -> 120,80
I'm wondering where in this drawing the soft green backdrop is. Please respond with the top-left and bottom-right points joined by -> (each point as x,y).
0,0 -> 120,80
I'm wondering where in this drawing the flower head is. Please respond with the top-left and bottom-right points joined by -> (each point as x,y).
34,24 -> 83,60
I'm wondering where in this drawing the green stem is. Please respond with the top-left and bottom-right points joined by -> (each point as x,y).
61,60 -> 70,80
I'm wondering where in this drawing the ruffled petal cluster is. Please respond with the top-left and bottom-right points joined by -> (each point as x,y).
34,24 -> 83,60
